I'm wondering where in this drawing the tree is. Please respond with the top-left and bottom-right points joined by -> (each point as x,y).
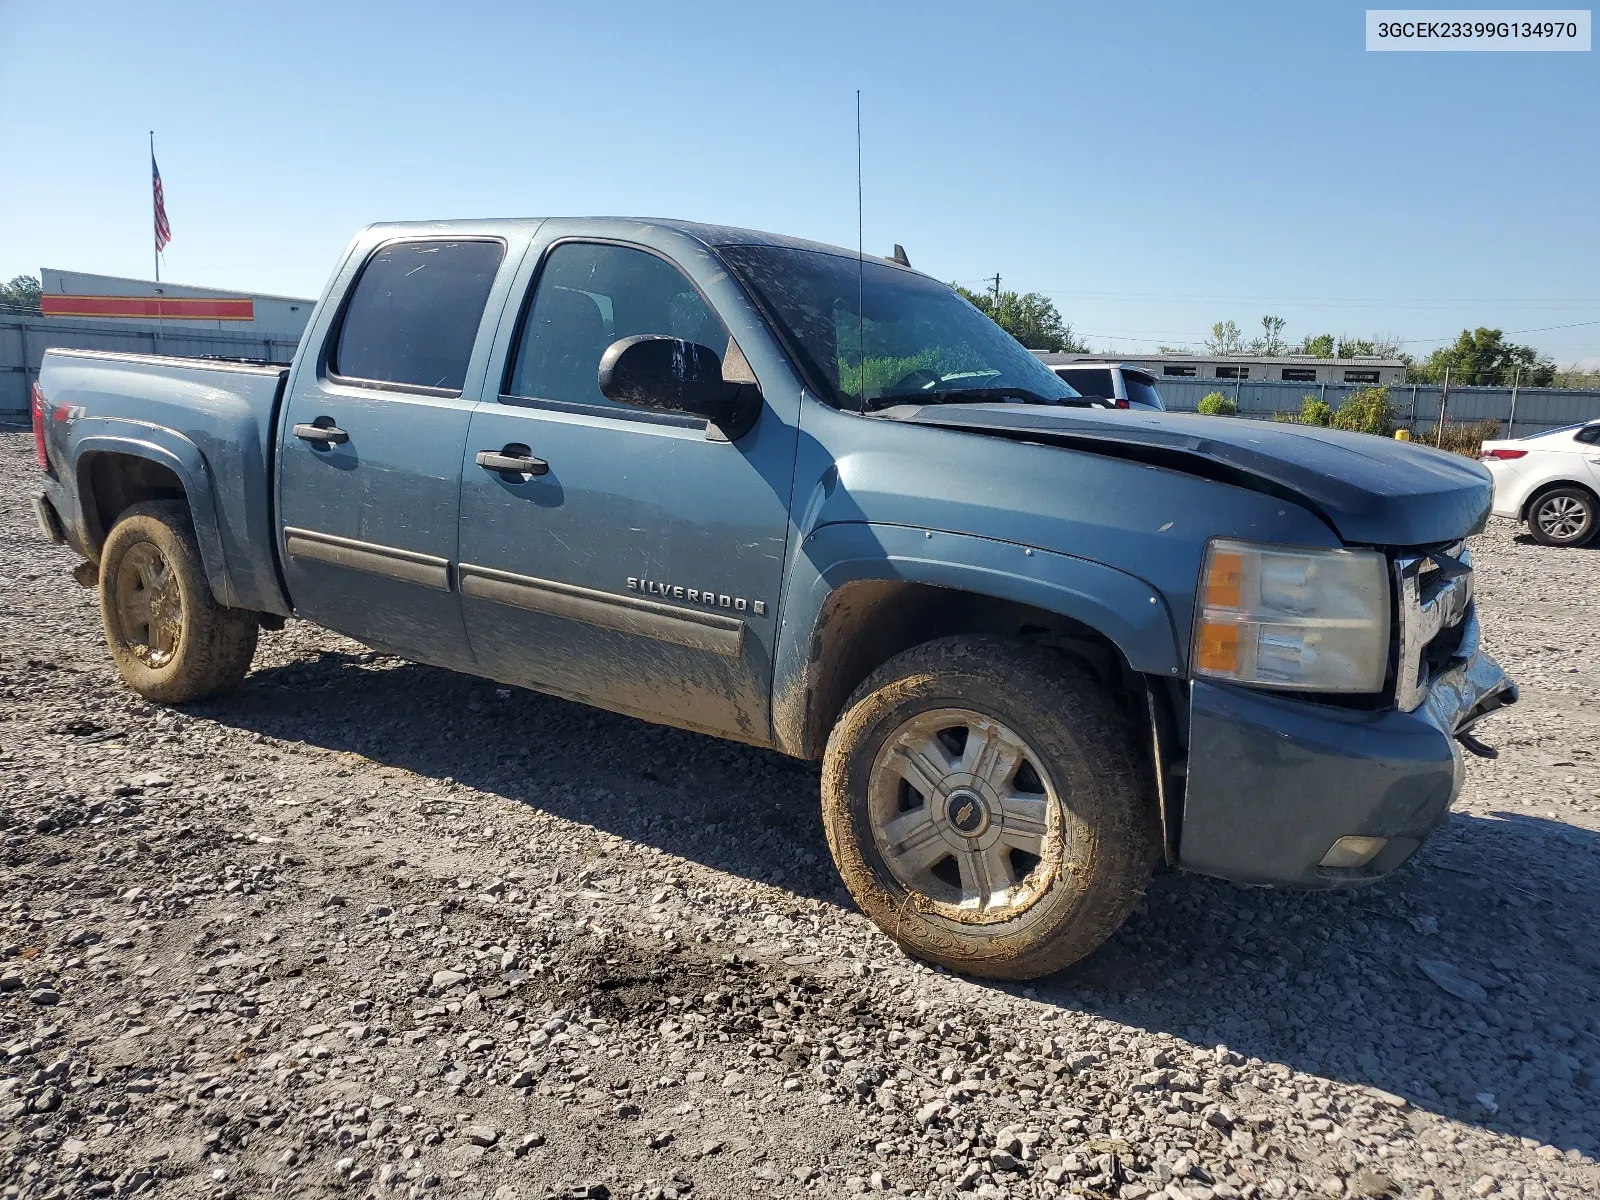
1292,333 -> 1336,357
1411,327 -> 1556,387
1249,315 -> 1287,355
1553,367 -> 1600,389
0,274 -> 41,312
1205,320 -> 1245,355
1289,331 -> 1409,363
954,286 -> 1086,352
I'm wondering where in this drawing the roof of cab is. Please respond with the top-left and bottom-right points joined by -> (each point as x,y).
359,216 -> 911,271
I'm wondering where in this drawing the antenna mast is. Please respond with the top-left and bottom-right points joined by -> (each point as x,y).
856,90 -> 865,412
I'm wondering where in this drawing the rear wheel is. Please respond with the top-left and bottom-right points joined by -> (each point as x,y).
99,501 -> 258,702
821,636 -> 1157,980
1527,486 -> 1597,547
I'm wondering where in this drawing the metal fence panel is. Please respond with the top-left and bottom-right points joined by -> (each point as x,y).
1153,377 -> 1600,438
0,314 -> 297,416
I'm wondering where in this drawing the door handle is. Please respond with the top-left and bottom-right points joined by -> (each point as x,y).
293,421 -> 349,444
476,447 -> 548,476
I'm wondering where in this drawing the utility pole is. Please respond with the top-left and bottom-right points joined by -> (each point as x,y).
990,274 -> 1001,308
1435,366 -> 1451,448
1508,366 -> 1521,437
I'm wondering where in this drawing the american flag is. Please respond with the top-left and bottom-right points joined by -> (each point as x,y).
152,152 -> 172,252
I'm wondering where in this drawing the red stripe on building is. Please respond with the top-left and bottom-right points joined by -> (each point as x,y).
41,294 -> 255,320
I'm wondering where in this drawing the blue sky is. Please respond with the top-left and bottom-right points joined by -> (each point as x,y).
2,0 -> 1596,364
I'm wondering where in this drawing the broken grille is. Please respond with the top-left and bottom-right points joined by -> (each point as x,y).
1393,541 -> 1474,712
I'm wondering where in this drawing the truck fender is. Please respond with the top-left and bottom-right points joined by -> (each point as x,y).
70,421 -> 238,609
770,521 -> 1183,757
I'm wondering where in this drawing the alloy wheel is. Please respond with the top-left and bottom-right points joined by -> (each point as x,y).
1536,494 -> 1590,542
866,707 -> 1063,919
113,541 -> 183,667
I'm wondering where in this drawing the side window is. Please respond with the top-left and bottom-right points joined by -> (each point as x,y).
505,242 -> 730,409
332,240 -> 504,393
1060,368 -> 1115,399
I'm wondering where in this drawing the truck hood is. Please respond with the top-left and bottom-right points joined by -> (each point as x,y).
882,404 -> 1492,547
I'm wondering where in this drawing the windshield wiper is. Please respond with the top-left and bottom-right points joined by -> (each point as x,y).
871,386 -> 1085,410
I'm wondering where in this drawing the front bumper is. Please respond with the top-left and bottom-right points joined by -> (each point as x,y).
1178,606 -> 1515,887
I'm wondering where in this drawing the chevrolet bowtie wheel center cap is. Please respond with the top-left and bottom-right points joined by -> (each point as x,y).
944,788 -> 990,837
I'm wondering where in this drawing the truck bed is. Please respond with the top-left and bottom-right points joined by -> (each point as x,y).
36,348 -> 291,615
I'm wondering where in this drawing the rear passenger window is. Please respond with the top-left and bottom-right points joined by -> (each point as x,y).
332,240 -> 504,393
1059,368 -> 1115,399
505,242 -> 730,410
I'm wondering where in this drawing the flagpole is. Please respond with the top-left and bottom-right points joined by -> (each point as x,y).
150,131 -> 160,283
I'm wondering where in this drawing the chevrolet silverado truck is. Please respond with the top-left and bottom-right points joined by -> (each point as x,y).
30,218 -> 1517,979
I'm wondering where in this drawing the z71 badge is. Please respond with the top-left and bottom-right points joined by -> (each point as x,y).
626,577 -> 766,617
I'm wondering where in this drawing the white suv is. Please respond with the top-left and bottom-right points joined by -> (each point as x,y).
1480,420 -> 1600,546
1044,363 -> 1166,411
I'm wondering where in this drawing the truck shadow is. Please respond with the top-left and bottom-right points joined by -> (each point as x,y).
1055,810 -> 1600,1161
210,645 -> 1599,1160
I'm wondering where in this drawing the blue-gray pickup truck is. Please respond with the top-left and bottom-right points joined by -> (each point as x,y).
30,218 -> 1516,979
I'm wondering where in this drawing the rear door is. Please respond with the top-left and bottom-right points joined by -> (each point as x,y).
455,233 -> 798,743
1578,423 -> 1600,486
275,237 -> 507,669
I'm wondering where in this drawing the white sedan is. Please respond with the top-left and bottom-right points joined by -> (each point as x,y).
1480,420 -> 1600,546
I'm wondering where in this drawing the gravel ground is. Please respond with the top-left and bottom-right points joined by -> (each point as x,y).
2,426 -> 1598,1200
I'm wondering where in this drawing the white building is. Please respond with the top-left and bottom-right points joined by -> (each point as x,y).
39,268 -> 315,342
1033,351 -> 1408,387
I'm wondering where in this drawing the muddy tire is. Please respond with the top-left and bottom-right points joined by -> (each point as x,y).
98,501 -> 258,703
821,636 -> 1156,980
1526,485 -> 1597,547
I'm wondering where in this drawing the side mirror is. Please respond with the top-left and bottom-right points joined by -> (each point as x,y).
597,336 -> 740,425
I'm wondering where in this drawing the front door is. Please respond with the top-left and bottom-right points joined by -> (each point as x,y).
456,236 -> 796,743
276,237 -> 506,670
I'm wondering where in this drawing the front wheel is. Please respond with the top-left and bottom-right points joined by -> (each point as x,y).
98,501 -> 258,702
1527,486 -> 1597,547
820,636 -> 1157,980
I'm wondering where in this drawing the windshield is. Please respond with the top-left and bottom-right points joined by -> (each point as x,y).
716,245 -> 1082,410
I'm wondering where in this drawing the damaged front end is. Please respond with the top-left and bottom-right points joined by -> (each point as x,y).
1392,541 -> 1518,753
1166,538 -> 1516,889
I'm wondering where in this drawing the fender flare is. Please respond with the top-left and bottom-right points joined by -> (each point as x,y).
770,521 -> 1184,756
70,421 -> 238,608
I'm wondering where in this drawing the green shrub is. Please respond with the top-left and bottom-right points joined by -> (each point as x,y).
1197,391 -> 1237,416
1432,419 -> 1503,457
1330,386 -> 1396,436
1298,395 -> 1332,427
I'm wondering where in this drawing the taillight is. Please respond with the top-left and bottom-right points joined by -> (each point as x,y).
1480,448 -> 1527,461
31,381 -> 49,469
1114,398 -> 1129,409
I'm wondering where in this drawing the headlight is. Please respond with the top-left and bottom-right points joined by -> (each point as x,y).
1194,539 -> 1390,693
